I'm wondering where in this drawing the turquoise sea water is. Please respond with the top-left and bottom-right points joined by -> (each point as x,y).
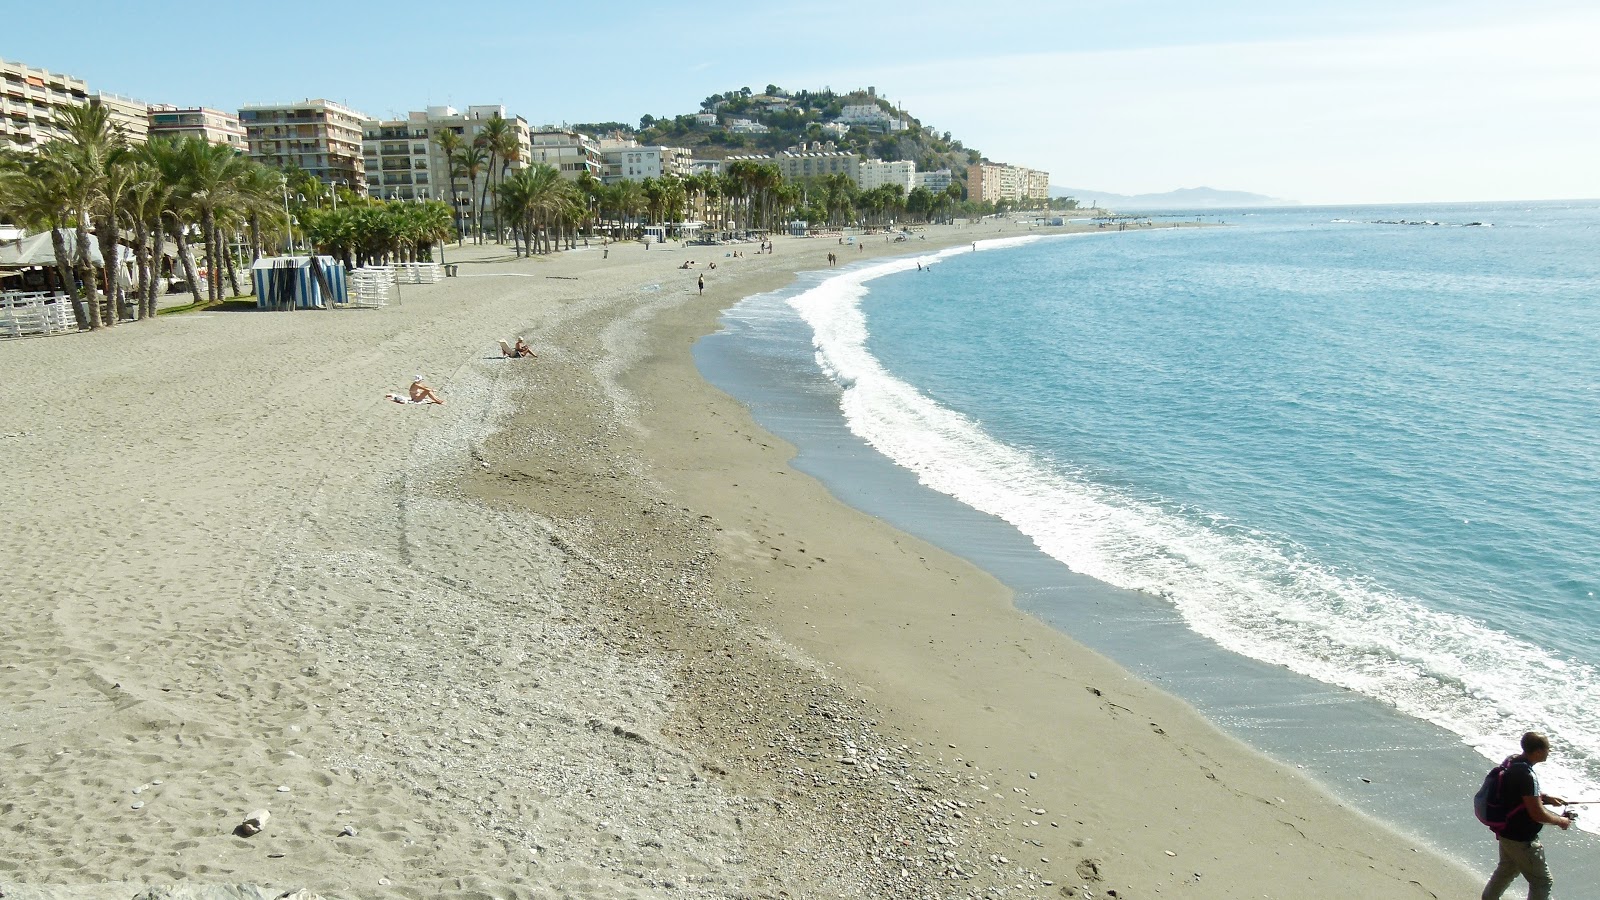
699,202 -> 1600,869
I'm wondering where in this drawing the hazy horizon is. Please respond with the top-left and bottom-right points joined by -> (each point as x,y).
6,0 -> 1597,205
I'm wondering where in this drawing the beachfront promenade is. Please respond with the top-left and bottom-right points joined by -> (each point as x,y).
0,225 -> 1480,899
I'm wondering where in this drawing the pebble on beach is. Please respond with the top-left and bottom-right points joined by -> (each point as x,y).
235,809 -> 271,837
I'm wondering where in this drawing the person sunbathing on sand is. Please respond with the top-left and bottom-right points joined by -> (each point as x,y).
500,337 -> 536,359
408,376 -> 444,404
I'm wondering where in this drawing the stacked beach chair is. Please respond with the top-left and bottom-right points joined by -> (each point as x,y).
346,266 -> 394,308
0,291 -> 77,338
394,262 -> 442,284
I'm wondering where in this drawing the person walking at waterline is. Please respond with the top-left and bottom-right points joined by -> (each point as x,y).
1481,732 -> 1573,900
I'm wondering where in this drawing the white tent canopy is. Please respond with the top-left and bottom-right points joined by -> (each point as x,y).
0,231 -> 104,267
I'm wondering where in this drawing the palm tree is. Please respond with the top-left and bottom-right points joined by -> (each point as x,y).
48,103 -> 123,328
179,139 -> 250,302
433,127 -> 465,240
148,138 -> 212,306
411,200 -> 454,262
474,114 -> 513,241
492,123 -> 521,236
454,142 -> 488,243
118,154 -> 171,320
94,144 -> 138,320
0,151 -> 88,328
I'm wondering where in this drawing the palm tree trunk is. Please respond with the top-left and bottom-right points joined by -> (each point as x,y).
224,232 -> 243,298
144,222 -> 163,319
51,227 -> 90,330
249,213 -> 263,262
168,218 -> 204,306
74,210 -> 103,330
199,210 -> 219,303
131,224 -> 151,321
96,214 -> 122,326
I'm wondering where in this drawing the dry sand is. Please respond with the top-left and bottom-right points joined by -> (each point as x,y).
0,225 -> 1481,899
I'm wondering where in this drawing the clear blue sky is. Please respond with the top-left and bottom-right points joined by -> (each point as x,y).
7,0 -> 1598,203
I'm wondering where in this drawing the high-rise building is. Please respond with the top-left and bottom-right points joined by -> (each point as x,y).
147,106 -> 247,151
90,92 -> 149,144
361,114 -> 435,202
968,160 -> 1050,204
0,57 -> 89,150
239,99 -> 369,194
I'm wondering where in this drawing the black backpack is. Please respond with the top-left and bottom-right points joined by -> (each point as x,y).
1474,756 -> 1530,834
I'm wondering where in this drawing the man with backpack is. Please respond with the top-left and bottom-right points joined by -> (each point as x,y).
1481,731 -> 1573,900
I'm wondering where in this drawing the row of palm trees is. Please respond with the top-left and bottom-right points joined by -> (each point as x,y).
0,104 -> 293,328
299,200 -> 455,271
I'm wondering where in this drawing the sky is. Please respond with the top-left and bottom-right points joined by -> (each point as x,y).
6,0 -> 1599,204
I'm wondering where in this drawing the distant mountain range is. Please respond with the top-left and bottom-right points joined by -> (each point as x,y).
1051,186 -> 1293,210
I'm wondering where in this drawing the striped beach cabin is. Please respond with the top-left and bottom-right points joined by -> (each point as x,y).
251,256 -> 348,310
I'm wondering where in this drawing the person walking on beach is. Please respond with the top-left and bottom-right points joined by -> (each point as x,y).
1482,732 -> 1572,900
697,274 -> 704,295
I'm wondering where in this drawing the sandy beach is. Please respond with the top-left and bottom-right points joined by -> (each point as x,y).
0,224 -> 1482,899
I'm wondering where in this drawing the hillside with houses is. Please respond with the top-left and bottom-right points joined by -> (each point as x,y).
587,84 -> 982,192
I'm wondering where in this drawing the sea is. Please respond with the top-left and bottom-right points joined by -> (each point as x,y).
695,201 -> 1600,885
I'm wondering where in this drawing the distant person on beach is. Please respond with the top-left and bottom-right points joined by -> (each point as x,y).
697,274 -> 704,295
408,376 -> 444,405
1482,731 -> 1571,900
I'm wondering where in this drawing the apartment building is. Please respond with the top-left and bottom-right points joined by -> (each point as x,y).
915,169 -> 954,194
90,92 -> 149,144
599,140 -> 692,183
859,158 -> 916,192
0,57 -> 89,150
359,105 -> 531,240
361,115 -> 434,201
147,106 -> 247,150
968,160 -> 1050,204
528,128 -> 602,181
725,142 -> 864,185
240,99 -> 369,194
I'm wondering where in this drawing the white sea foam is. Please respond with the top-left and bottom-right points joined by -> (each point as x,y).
785,238 -> 1600,829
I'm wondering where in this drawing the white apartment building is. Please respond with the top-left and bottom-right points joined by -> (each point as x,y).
915,169 -> 954,193
90,92 -> 149,144
859,158 -> 916,192
361,115 -> 434,201
0,57 -> 89,150
599,140 -> 692,183
728,118 -> 769,135
529,129 -> 603,180
241,99 -> 370,194
727,143 -> 862,185
148,106 -> 247,150
836,103 -> 908,133
693,113 -> 718,127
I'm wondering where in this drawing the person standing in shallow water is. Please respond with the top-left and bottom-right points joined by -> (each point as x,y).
1483,731 -> 1572,900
